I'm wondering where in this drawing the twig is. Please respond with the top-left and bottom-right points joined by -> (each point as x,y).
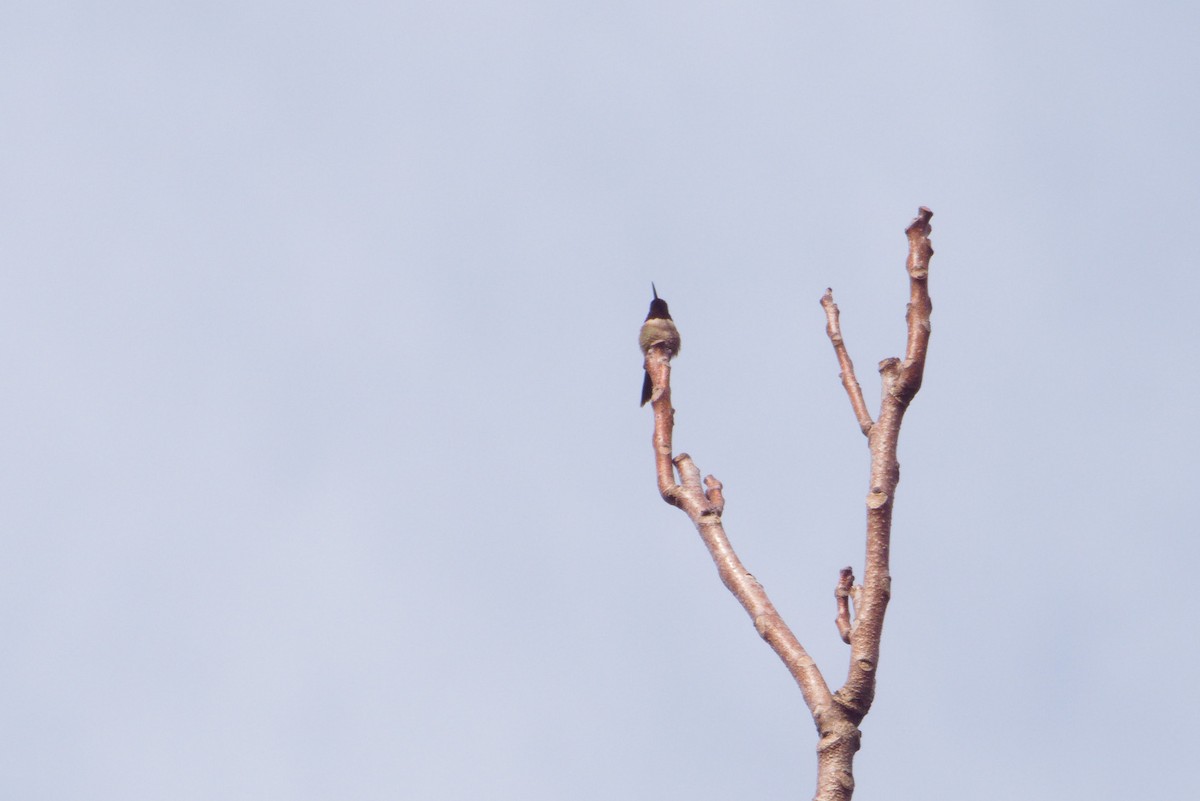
820,292 -> 873,437
835,567 -> 855,645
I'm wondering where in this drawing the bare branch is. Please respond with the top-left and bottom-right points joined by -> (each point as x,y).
835,208 -> 933,727
644,343 -> 833,723
820,290 -> 874,436
897,207 -> 934,402
644,348 -> 681,506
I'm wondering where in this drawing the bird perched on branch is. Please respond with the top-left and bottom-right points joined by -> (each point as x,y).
639,284 -> 681,406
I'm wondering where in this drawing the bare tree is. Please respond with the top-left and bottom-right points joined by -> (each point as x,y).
639,208 -> 934,801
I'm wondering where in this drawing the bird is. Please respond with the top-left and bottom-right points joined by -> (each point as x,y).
639,283 -> 681,406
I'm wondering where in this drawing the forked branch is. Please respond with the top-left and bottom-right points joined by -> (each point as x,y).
642,208 -> 934,801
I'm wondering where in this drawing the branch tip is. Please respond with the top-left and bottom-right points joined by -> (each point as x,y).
703,475 -> 725,515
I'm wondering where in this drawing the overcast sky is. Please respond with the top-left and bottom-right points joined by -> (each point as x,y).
3,2 -> 1199,799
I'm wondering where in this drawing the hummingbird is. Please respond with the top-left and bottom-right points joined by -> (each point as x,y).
639,283 -> 681,406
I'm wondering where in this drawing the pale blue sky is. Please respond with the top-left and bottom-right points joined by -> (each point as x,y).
3,2 -> 1198,799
